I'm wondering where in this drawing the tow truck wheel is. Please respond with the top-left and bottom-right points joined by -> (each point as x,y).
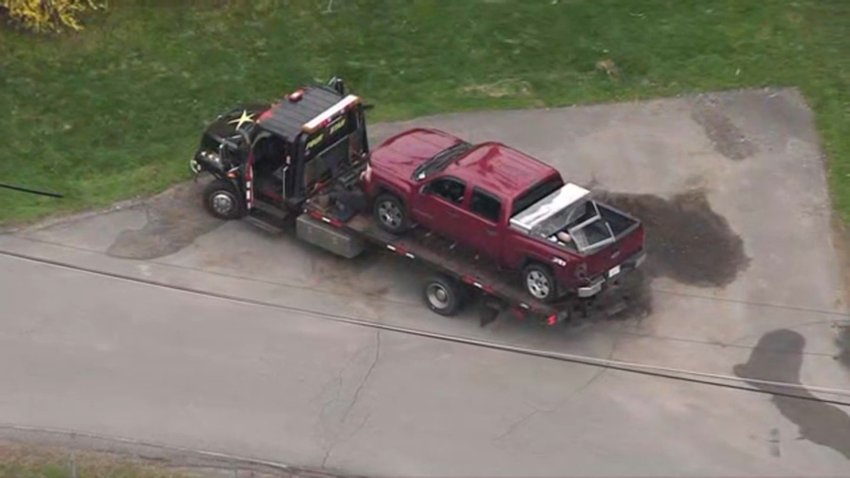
523,263 -> 557,303
424,275 -> 464,317
203,179 -> 244,220
374,193 -> 408,234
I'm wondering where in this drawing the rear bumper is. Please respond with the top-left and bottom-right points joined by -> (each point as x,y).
576,249 -> 646,298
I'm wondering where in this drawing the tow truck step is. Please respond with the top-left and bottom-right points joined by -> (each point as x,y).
246,204 -> 289,234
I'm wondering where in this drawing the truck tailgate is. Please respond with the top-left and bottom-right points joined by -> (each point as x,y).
583,203 -> 644,279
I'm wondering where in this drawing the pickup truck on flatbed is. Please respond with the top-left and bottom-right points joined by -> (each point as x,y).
361,128 -> 646,304
190,78 -> 645,326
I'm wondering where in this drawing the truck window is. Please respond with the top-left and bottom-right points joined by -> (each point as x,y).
426,177 -> 466,204
470,189 -> 501,223
511,177 -> 563,216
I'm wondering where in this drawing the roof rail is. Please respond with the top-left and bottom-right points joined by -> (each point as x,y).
302,94 -> 360,133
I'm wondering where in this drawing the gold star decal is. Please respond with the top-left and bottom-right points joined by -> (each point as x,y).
228,110 -> 255,130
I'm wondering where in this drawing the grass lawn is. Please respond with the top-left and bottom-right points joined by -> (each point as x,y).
0,445 -> 181,478
1,0 -> 848,225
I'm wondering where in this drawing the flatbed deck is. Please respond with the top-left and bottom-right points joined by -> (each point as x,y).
302,199 -> 575,323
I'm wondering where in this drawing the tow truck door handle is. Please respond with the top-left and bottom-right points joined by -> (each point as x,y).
486,229 -> 497,236
447,211 -> 459,219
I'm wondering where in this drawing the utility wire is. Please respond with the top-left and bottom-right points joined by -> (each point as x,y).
3,249 -> 850,407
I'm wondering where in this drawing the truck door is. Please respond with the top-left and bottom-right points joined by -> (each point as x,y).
459,187 -> 503,260
413,176 -> 467,241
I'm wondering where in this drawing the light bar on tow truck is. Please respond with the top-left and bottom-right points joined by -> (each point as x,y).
302,94 -> 360,133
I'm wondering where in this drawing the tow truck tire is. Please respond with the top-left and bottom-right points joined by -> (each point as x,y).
203,179 -> 244,220
523,262 -> 557,303
424,275 -> 464,317
374,193 -> 408,234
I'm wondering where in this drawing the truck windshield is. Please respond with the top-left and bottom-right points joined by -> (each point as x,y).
412,142 -> 473,181
534,199 -> 616,254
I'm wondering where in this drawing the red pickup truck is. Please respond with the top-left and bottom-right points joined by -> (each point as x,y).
361,128 -> 646,302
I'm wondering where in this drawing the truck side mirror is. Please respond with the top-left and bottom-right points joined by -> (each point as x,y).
328,76 -> 347,95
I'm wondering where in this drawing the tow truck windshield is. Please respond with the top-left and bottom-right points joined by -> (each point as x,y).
412,142 -> 473,181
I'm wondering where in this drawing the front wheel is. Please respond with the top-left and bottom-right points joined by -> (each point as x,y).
374,193 -> 408,234
423,274 -> 465,317
523,263 -> 557,303
203,179 -> 244,220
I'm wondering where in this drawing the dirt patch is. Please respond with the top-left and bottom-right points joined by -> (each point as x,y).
691,98 -> 757,160
460,79 -> 532,98
308,251 -> 393,299
734,329 -> 850,460
596,189 -> 750,287
582,269 -> 653,323
107,182 -> 223,260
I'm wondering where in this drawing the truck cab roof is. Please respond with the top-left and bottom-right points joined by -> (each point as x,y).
445,141 -> 560,200
257,86 -> 359,141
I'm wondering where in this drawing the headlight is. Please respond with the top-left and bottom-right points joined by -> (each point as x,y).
189,158 -> 202,174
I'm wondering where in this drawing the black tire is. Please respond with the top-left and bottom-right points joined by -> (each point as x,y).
203,179 -> 244,220
373,193 -> 408,234
523,262 -> 558,303
423,275 -> 464,317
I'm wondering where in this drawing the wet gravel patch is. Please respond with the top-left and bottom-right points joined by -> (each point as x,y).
596,189 -> 750,288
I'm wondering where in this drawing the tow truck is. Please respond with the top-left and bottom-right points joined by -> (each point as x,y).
190,78 -> 630,326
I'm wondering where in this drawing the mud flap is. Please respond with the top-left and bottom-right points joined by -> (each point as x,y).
479,298 -> 503,327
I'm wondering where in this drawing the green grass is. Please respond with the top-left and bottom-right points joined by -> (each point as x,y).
1,0 -> 848,225
0,445 -> 185,478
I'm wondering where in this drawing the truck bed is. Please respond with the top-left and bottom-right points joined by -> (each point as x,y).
302,199 -> 575,322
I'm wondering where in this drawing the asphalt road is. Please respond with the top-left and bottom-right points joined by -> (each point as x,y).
1,88 -> 849,476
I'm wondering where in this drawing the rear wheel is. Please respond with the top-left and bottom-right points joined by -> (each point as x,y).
374,193 -> 408,234
523,263 -> 557,303
424,275 -> 464,317
204,179 -> 244,220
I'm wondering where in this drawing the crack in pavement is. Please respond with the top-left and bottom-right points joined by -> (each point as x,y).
321,330 -> 382,469
496,333 -> 620,442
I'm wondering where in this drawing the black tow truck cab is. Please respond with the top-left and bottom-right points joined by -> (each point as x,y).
190,77 -> 369,231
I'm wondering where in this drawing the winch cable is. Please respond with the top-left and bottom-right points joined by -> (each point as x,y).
2,248 -> 850,407
0,183 -> 63,198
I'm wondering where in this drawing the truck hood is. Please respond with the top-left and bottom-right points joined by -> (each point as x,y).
201,103 -> 271,147
369,128 -> 465,179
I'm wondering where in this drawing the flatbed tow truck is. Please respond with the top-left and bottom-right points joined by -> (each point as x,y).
190,78 -> 612,326
300,198 -> 577,325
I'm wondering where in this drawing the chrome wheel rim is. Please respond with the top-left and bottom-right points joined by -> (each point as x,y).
526,270 -> 550,299
377,200 -> 402,229
427,284 -> 450,309
211,192 -> 235,216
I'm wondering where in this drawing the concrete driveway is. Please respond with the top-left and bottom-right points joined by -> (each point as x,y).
1,87 -> 848,476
